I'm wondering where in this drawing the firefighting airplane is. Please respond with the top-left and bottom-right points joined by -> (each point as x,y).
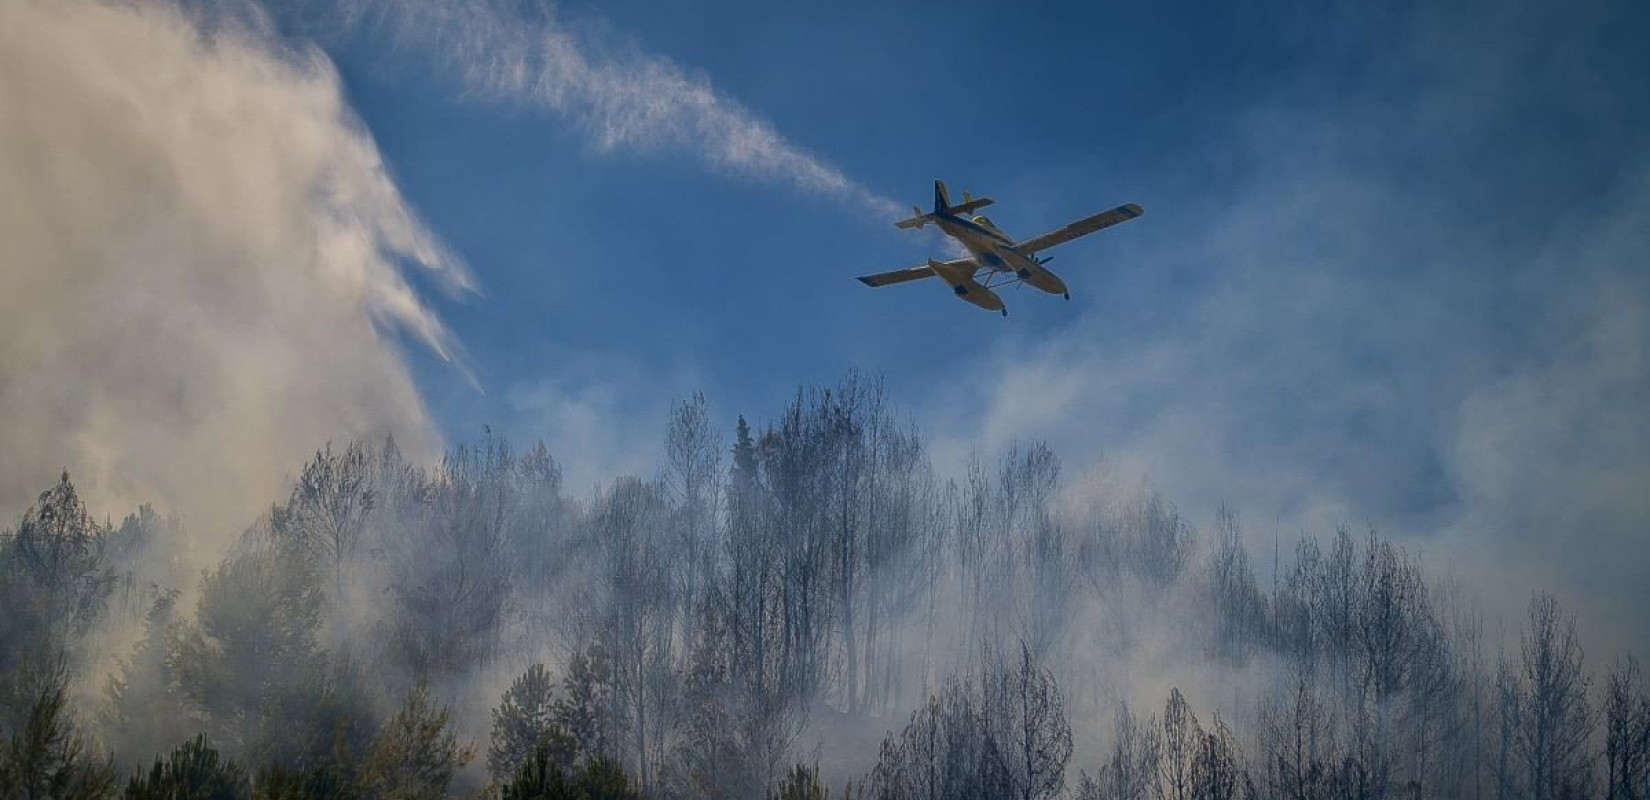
856,180 -> 1143,315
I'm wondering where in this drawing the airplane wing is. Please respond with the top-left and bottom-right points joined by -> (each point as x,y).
1014,203 -> 1143,254
856,258 -> 973,287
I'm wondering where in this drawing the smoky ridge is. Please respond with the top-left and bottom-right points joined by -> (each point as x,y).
1,371 -> 1639,800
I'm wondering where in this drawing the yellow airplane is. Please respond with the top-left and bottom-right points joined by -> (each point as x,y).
857,180 -> 1143,316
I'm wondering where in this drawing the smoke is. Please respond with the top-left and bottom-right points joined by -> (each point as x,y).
308,0 -> 902,217
927,1 -> 1650,654
0,0 -> 904,543
1440,167 -> 1650,649
0,0 -> 473,537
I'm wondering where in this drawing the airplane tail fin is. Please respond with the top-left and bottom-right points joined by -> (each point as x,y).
896,180 -> 992,229
933,180 -> 952,214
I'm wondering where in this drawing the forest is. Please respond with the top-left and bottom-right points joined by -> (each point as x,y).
1,373 -> 1646,800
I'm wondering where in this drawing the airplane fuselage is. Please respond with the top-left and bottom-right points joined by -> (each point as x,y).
932,213 -> 1070,297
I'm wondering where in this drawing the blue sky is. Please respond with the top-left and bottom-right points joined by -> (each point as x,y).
318,1 -> 1320,390
314,0 -> 1379,442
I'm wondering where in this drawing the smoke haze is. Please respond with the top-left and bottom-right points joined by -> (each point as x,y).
2,1 -> 1648,798
923,1 -> 1650,655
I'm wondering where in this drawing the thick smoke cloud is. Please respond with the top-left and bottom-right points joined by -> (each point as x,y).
1441,167 -> 1650,648
0,0 -> 472,537
930,3 -> 1650,652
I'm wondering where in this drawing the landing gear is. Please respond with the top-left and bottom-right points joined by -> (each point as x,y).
1001,308 -> 1009,317
1063,292 -> 1071,300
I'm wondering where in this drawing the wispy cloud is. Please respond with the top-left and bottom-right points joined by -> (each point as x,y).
316,0 -> 901,217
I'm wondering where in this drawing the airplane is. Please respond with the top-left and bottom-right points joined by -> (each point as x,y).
856,180 -> 1143,316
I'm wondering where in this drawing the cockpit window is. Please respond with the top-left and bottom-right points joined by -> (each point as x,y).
973,215 -> 996,229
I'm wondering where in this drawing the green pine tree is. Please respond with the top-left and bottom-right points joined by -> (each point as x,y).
573,759 -> 643,800
358,681 -> 473,800
767,763 -> 829,800
0,669 -> 117,800
491,664 -> 574,783
250,761 -> 356,800
123,734 -> 247,800
498,742 -> 574,800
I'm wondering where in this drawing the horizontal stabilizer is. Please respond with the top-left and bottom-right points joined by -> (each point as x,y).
898,182 -> 995,229
947,196 -> 995,216
894,204 -> 931,230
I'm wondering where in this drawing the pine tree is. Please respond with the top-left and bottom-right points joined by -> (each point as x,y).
555,646 -> 616,765
1,472 -> 116,729
768,763 -> 829,800
491,664 -> 575,783
731,416 -> 758,496
498,741 -> 574,800
250,762 -> 356,800
358,681 -> 474,800
0,669 -> 117,800
102,590 -> 181,767
573,759 -> 644,800
123,735 -> 246,800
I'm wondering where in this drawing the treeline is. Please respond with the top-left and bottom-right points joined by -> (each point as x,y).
1,373 -> 1647,799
